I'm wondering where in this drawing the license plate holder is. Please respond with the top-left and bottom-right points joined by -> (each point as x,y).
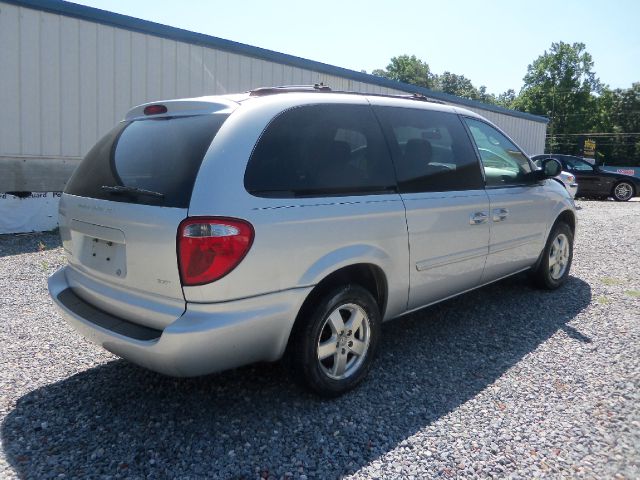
81,236 -> 127,278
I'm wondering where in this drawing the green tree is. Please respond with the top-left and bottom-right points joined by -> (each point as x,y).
371,54 -> 502,105
600,83 -> 640,166
478,85 -> 498,105
432,72 -> 480,100
514,41 -> 602,154
372,55 -> 433,88
496,89 -> 517,109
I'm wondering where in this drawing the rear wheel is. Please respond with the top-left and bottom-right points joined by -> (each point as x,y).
531,222 -> 573,290
287,285 -> 380,397
612,181 -> 634,202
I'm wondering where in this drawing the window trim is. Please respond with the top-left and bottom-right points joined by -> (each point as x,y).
461,116 -> 538,189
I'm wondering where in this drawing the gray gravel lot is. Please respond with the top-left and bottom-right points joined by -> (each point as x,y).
1,200 -> 639,479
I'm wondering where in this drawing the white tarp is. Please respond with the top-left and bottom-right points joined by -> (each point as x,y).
0,192 -> 61,234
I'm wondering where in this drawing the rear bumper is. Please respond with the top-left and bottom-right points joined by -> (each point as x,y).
48,267 -> 312,376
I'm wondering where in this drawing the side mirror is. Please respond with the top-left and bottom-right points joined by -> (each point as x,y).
541,158 -> 562,177
529,158 -> 561,182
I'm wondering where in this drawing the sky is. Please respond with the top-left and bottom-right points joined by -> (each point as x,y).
71,0 -> 639,95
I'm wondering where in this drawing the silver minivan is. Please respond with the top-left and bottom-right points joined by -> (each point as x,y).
48,86 -> 575,396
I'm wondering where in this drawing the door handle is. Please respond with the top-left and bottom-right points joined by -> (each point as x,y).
492,208 -> 509,222
470,211 -> 489,225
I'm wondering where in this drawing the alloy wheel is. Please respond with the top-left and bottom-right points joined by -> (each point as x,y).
614,182 -> 633,201
317,303 -> 371,380
548,233 -> 570,280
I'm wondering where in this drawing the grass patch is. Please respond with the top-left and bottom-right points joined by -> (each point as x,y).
601,277 -> 625,286
624,290 -> 640,298
596,295 -> 612,305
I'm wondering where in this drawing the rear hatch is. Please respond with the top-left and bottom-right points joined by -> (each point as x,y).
59,99 -> 235,330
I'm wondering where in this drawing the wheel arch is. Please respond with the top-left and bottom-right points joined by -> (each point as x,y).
285,263 -> 388,353
533,207 -> 576,272
298,263 -> 388,321
555,209 -> 576,235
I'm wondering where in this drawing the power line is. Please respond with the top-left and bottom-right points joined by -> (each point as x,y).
546,133 -> 640,137
548,112 -> 640,117
546,142 -> 639,146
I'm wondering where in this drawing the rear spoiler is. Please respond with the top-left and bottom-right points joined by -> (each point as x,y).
124,97 -> 238,121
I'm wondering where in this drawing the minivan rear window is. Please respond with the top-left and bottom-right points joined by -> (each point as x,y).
65,114 -> 228,208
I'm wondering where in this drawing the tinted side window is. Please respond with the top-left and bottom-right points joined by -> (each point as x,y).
463,118 -> 533,187
563,157 -> 594,171
65,114 -> 228,208
245,104 -> 396,197
374,107 -> 483,193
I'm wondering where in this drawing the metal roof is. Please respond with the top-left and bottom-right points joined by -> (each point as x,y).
6,0 -> 549,124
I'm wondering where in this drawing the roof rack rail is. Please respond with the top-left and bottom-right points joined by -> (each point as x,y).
249,83 -> 332,96
407,92 -> 446,104
248,84 -> 446,105
360,91 -> 446,104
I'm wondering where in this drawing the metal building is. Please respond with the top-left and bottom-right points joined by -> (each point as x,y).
1,0 -> 547,194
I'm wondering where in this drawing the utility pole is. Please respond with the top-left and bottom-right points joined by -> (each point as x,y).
549,86 -> 556,153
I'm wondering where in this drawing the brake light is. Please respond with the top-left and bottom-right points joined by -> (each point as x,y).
144,104 -> 167,115
177,217 -> 254,286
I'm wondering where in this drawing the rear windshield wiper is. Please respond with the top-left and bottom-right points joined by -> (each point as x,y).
101,185 -> 165,198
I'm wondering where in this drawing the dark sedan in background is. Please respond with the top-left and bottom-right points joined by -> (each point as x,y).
532,154 -> 640,201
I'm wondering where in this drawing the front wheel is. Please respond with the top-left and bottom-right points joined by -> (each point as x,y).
531,222 -> 574,290
612,181 -> 635,202
287,285 -> 381,397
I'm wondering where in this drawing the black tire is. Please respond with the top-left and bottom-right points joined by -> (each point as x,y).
286,285 -> 381,397
612,181 -> 635,202
531,222 -> 574,290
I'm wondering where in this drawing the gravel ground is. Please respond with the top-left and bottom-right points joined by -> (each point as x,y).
1,200 -> 639,479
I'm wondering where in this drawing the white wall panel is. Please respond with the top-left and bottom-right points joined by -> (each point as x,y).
0,1 -> 545,192
0,4 -> 21,155
202,48 -> 217,95
175,42 -> 190,98
188,44 -> 204,97
78,20 -> 97,154
250,58 -> 263,90
271,62 -> 284,87
114,29 -> 132,122
226,52 -> 240,94
60,16 -> 80,157
214,50 -> 229,94
130,32 -> 147,107
300,67 -> 312,85
97,25 -> 115,138
19,7 -> 40,155
161,38 -> 177,99
237,55 -> 250,92
40,11 -> 60,156
293,67 -> 305,85
146,35 -> 162,102
258,59 -> 273,90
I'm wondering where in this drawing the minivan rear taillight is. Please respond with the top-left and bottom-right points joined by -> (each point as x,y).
178,217 -> 254,286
